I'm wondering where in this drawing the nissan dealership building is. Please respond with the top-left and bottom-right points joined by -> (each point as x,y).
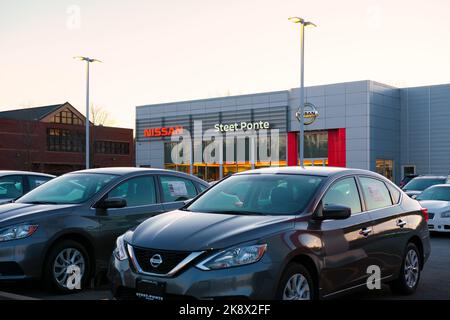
135,80 -> 450,183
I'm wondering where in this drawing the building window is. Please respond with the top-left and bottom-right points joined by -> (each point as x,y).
401,165 -> 416,179
163,133 -> 287,182
50,110 -> 83,125
95,141 -> 130,155
376,159 -> 394,181
47,128 -> 84,152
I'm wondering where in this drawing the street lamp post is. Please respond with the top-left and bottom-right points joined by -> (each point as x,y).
289,17 -> 316,167
74,56 -> 102,169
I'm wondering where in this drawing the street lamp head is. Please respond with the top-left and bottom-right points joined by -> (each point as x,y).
288,17 -> 304,24
73,56 -> 102,63
304,21 -> 317,27
288,17 -> 317,27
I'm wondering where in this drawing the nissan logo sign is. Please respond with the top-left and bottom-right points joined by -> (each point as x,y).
295,102 -> 319,125
150,254 -> 163,268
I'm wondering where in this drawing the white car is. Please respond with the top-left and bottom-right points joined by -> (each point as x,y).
417,184 -> 450,232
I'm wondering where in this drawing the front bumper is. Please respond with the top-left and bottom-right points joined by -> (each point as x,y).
109,254 -> 281,300
0,237 -> 47,280
428,217 -> 450,232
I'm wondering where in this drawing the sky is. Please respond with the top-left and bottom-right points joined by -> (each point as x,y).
1,0 -> 450,130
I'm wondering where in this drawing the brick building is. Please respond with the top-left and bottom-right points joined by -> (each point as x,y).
0,102 -> 134,175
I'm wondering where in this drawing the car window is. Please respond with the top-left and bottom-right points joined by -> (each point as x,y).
403,178 -> 446,191
0,175 -> 24,200
160,176 -> 197,202
387,183 -> 401,204
28,176 -> 52,190
186,174 -> 324,216
359,177 -> 393,210
417,186 -> 450,201
17,173 -> 117,204
197,183 -> 209,192
108,176 -> 157,207
322,177 -> 362,214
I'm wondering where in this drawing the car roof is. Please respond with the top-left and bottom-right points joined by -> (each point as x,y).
413,175 -> 447,179
68,167 -> 208,184
425,184 -> 450,188
235,166 -> 378,178
0,170 -> 55,178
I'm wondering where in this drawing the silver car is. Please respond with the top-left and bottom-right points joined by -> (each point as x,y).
0,171 -> 54,204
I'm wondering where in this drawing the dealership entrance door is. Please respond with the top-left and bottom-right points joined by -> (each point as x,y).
287,129 -> 346,167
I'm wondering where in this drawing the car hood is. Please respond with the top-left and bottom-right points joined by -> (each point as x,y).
0,202 -> 77,225
130,210 -> 295,251
418,200 -> 450,212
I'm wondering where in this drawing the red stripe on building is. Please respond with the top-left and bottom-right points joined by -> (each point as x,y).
328,128 -> 346,167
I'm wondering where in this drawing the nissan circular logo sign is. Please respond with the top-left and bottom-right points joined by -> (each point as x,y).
150,254 -> 163,268
295,102 -> 319,125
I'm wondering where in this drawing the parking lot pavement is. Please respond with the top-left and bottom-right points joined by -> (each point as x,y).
0,282 -> 111,300
1,234 -> 449,300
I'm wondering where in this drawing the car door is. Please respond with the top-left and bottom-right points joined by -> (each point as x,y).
318,176 -> 376,295
358,176 -> 407,278
94,175 -> 164,265
158,175 -> 200,211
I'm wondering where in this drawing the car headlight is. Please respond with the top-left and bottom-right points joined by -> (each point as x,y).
114,235 -> 128,261
196,244 -> 267,270
0,224 -> 38,242
441,211 -> 450,218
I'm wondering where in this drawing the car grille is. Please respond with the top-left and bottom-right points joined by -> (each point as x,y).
428,212 -> 435,220
132,246 -> 191,275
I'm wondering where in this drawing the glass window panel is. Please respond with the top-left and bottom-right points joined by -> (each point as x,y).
360,177 -> 393,210
160,175 -> 197,202
322,177 -> 362,214
108,176 -> 156,207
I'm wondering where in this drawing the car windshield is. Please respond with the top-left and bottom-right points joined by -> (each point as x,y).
403,178 -> 445,191
17,173 -> 118,205
417,186 -> 450,201
185,174 -> 324,215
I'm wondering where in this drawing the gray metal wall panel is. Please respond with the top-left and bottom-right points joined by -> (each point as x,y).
368,81 -> 401,182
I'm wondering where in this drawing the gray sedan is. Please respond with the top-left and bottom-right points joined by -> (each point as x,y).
0,167 -> 208,292
110,167 -> 430,300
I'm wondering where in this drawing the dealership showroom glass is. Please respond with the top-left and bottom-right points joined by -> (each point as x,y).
136,80 -> 450,184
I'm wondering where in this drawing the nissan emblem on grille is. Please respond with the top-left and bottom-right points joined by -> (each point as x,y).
150,254 -> 163,268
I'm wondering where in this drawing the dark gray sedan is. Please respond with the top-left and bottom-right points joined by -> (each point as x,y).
0,168 -> 208,292
110,167 -> 431,300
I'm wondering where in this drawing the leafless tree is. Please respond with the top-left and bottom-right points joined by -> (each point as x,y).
90,104 -> 114,126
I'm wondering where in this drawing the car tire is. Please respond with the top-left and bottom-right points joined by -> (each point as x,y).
389,242 -> 421,295
276,263 -> 316,300
43,240 -> 91,293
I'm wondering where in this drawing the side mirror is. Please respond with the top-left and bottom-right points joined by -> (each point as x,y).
97,197 -> 127,209
316,204 -> 351,221
411,194 -> 418,199
183,198 -> 193,206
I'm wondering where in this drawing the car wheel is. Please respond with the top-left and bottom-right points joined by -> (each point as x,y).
44,240 -> 90,293
390,242 -> 421,295
276,263 -> 316,300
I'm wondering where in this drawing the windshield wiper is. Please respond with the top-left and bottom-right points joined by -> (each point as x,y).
207,210 -> 265,216
25,201 -> 60,205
